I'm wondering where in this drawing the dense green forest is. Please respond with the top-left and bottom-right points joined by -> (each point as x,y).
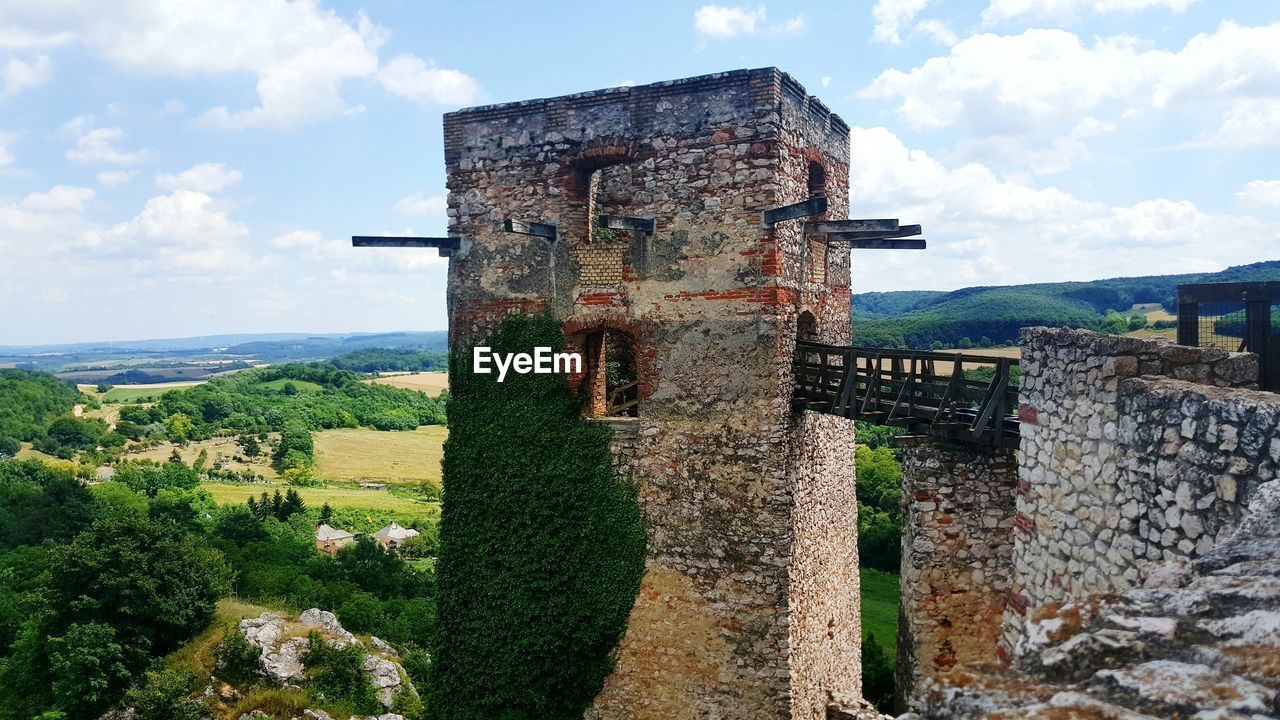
852,259 -> 1280,348
327,348 -> 448,373
0,370 -> 91,457
0,457 -> 436,719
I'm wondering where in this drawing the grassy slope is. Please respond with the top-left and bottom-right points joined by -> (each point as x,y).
313,426 -> 446,485
365,372 -> 449,394
861,568 -> 899,666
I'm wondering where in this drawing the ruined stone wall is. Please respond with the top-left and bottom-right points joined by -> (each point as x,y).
1006,327 -> 1274,655
442,69 -> 861,719
898,443 -> 1018,711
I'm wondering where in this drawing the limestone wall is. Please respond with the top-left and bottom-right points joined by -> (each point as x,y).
898,443 -> 1018,710
1006,327 -> 1276,655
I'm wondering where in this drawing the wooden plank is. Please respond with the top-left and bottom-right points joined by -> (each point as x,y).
762,197 -> 828,225
842,238 -> 927,250
597,215 -> 656,233
806,218 -> 898,234
351,236 -> 460,250
814,224 -> 920,239
503,219 -> 558,239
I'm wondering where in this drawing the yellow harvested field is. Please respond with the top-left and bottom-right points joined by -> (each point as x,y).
1128,303 -> 1178,323
366,372 -> 449,394
313,426 -> 446,485
203,482 -> 438,516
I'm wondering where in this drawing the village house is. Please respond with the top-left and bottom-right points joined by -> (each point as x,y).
314,523 -> 357,554
372,522 -> 419,550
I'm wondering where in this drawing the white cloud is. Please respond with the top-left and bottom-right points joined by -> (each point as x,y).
97,170 -> 135,187
18,185 -> 94,212
65,125 -> 151,165
848,126 -> 1271,291
0,2 -> 480,129
393,192 -> 446,215
377,55 -> 483,106
872,0 -> 931,44
83,190 -> 248,260
1,54 -> 51,97
983,0 -> 1198,25
693,4 -> 804,38
862,22 -> 1280,140
950,116 -> 1115,175
271,230 -> 323,249
156,163 -> 243,193
695,5 -> 765,37
1237,180 -> 1280,211
0,131 -> 14,168
820,76 -> 831,87
1181,99 -> 1280,149
913,19 -> 958,46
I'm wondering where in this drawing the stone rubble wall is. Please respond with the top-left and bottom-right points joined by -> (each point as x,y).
444,68 -> 860,719
904,472 -> 1280,719
898,443 -> 1018,711
1006,327 -> 1275,656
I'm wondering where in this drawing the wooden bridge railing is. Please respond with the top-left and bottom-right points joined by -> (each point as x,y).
793,342 -> 1021,449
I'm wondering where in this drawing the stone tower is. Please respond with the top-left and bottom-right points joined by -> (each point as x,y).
443,68 -> 860,719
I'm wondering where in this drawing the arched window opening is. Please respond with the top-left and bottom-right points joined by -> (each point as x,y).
579,328 -> 639,418
797,310 -> 818,343
588,165 -> 634,245
807,161 -> 827,199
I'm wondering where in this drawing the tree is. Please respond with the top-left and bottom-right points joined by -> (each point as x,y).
0,436 -> 18,456
164,414 -> 195,444
47,623 -> 133,718
282,489 -> 306,519
95,383 -> 111,394
1128,314 -> 1148,331
272,421 -> 313,471
281,381 -> 299,396
430,314 -> 646,719
319,503 -> 333,524
45,513 -> 232,657
238,434 -> 260,457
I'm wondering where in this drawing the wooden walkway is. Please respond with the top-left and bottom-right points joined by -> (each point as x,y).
793,342 -> 1020,449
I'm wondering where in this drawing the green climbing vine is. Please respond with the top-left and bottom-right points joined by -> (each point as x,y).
428,313 -> 646,719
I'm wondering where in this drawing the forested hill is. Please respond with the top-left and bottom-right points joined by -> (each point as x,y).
851,260 -> 1280,349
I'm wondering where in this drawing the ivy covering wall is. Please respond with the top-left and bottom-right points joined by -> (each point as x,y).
429,314 -> 646,719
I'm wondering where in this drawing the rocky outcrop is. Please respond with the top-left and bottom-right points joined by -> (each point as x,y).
239,608 -> 412,709
907,477 -> 1280,718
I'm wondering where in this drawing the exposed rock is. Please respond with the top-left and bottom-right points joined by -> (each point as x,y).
302,711 -> 334,720
299,608 -> 358,645
1093,661 -> 1276,716
369,635 -> 397,655
239,712 -> 270,720
364,652 -> 404,708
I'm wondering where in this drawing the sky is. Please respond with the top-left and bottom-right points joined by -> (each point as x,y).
2,0 -> 1279,345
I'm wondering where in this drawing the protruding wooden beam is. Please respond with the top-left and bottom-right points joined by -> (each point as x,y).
806,219 -> 899,234
596,214 -> 655,233
762,197 -> 828,225
351,236 -> 460,257
503,219 -> 558,239
843,238 -> 927,250
823,224 -> 921,241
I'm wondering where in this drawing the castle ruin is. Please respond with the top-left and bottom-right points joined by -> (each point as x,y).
402,68 -> 1280,719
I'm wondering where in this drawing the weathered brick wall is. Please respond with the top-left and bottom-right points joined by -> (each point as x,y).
898,443 -> 1018,711
1005,327 -> 1274,656
443,69 -> 864,719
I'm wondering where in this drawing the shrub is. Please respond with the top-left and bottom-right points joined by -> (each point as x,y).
214,628 -> 262,686
303,632 -> 380,714
861,633 -> 895,713
126,669 -> 209,720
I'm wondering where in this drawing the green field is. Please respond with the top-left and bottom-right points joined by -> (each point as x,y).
203,481 -> 438,517
257,378 -> 324,393
313,426 -> 446,485
861,568 -> 899,666
101,381 -> 205,403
